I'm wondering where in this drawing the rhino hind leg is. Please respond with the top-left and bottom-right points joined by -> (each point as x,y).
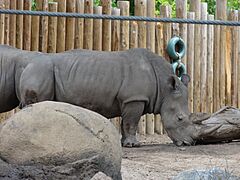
121,101 -> 145,147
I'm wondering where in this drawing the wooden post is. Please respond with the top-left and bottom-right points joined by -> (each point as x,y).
154,114 -> 164,134
4,0 -> 9,45
155,22 -> 164,56
93,6 -> 102,51
65,0 -> 76,50
228,11 -> 238,107
176,0 -> 187,64
187,12 -> 195,113
0,0 -> 5,137
156,26 -> 165,139
83,0 -> 93,50
75,0 -> 84,49
111,8 -> 120,51
207,15 -> 214,113
31,16 -> 40,51
55,0 -> 66,52
23,0 -> 32,50
147,0 -> 155,51
217,0 -> 227,108
101,0 -> 111,51
189,0 -> 201,112
213,27 -> 220,110
111,7 -> 121,133
130,21 -> 138,49
37,0 -> 48,52
47,2 -> 58,53
9,0 -> 16,47
225,11 -> 233,106
146,0 -> 155,135
135,0 -> 147,48
172,23 -> 179,37
238,11 -> 240,108
31,0 -> 40,51
16,0 -> 24,49
200,3 -> 208,112
0,0 -> 5,44
160,5 -> 172,62
135,0 -> 147,135
117,1 -> 129,51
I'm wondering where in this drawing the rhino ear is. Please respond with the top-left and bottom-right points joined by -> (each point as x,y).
170,75 -> 180,90
181,74 -> 190,87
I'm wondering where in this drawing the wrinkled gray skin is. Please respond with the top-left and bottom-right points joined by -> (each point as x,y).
0,45 -> 192,147
0,45 -> 40,112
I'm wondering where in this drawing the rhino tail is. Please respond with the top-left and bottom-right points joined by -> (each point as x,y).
19,90 -> 38,109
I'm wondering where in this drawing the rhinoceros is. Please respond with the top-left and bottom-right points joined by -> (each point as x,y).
0,45 -> 193,147
0,45 -> 39,112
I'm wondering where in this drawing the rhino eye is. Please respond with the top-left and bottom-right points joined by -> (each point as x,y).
178,117 -> 183,121
177,114 -> 184,121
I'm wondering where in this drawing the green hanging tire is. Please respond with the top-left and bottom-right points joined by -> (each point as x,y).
172,62 -> 187,80
167,36 -> 186,61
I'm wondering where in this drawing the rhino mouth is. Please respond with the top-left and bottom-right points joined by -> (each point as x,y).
174,139 -> 195,146
170,134 -> 196,146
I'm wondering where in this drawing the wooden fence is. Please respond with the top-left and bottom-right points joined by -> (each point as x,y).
0,0 -> 239,135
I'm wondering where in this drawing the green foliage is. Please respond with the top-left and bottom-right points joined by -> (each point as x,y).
30,0 -> 240,17
94,0 -> 117,8
32,0 -> 36,10
155,0 -> 176,17
227,0 -> 240,10
201,0 -> 216,15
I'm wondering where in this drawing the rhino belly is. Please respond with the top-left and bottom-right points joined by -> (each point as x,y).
54,59 -> 123,118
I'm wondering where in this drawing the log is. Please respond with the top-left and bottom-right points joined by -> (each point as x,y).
190,106 -> 240,144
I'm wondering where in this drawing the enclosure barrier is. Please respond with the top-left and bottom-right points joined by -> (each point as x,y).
0,0 -> 239,136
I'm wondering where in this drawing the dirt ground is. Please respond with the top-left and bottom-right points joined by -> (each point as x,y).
121,134 -> 240,180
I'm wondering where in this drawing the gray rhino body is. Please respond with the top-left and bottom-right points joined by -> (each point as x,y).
0,45 -> 39,112
0,45 -> 192,147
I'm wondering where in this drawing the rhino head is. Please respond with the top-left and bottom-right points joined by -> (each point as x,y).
160,74 -> 197,146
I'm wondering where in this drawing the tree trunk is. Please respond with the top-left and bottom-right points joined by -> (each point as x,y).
190,106 -> 240,144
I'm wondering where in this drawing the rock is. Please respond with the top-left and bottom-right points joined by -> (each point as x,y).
0,101 -> 122,180
91,172 -> 112,180
173,167 -> 239,180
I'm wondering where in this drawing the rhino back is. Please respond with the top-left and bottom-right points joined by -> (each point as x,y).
52,49 -> 157,117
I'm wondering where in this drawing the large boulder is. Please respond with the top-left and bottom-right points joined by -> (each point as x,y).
173,167 -> 239,180
0,101 -> 122,180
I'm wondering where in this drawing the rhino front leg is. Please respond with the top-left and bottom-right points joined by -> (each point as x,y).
121,101 -> 145,147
